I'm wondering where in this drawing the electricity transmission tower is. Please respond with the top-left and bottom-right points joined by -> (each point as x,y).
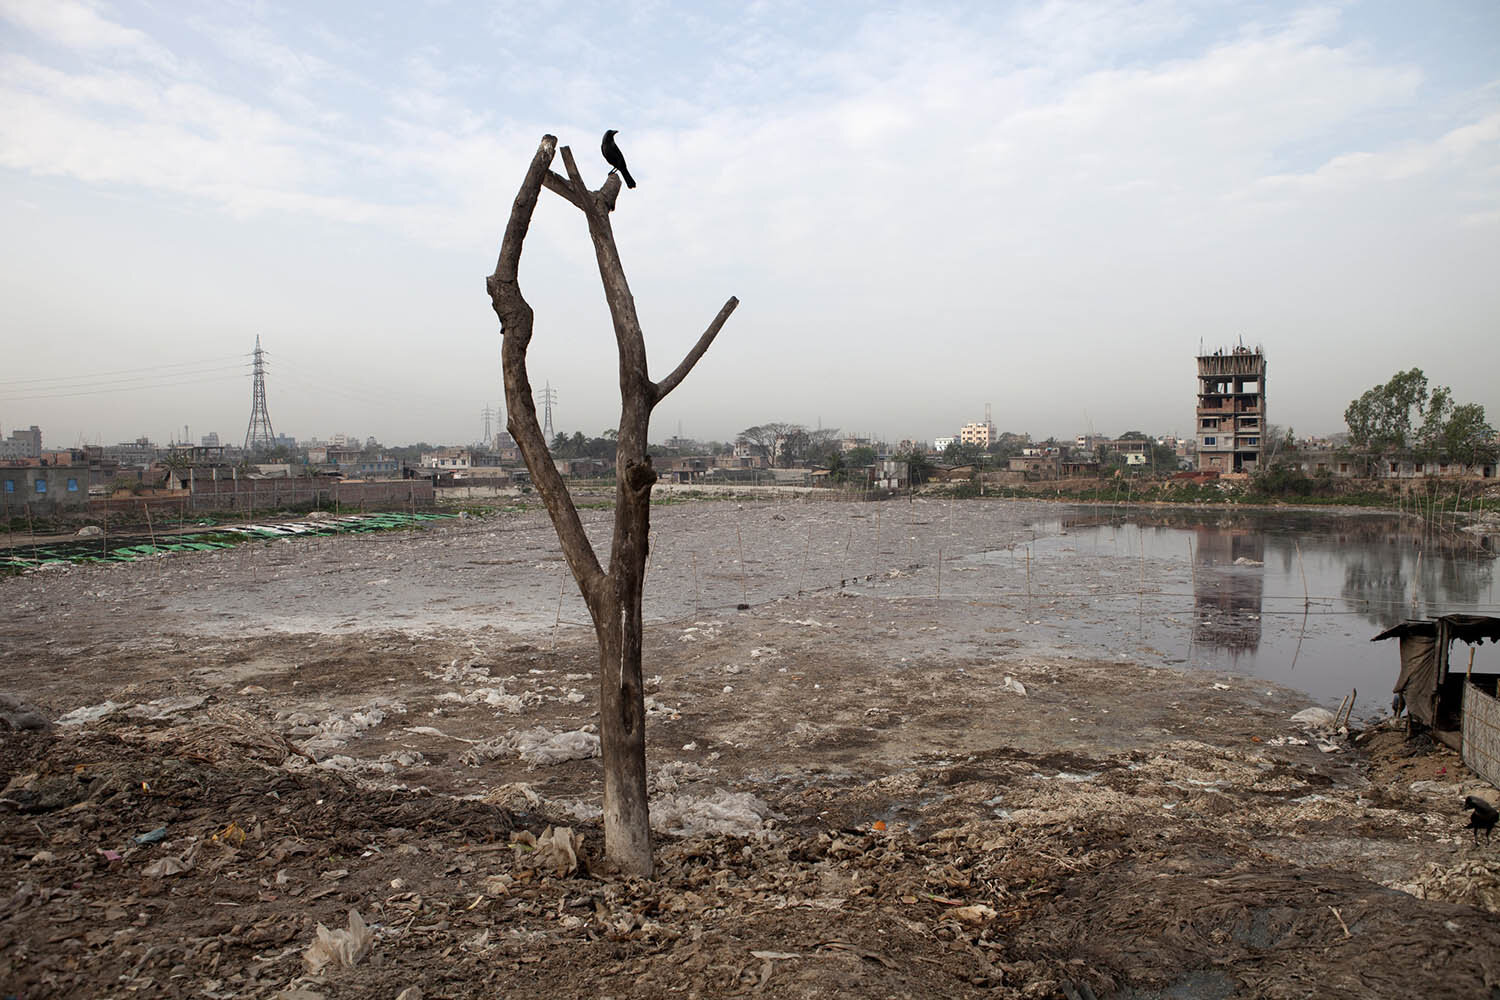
481,405 -> 495,444
243,336 -> 276,452
539,381 -> 557,440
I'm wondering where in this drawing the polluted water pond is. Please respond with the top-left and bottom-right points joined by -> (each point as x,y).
953,506 -> 1497,714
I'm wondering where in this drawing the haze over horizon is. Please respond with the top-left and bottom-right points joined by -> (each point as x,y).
2,0 -> 1496,451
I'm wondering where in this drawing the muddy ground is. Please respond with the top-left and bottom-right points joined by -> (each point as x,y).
3,497 -> 1499,999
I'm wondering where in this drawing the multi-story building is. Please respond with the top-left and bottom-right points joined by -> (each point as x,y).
102,437 -> 159,469
959,422 -> 994,448
0,425 -> 42,460
1196,346 -> 1266,473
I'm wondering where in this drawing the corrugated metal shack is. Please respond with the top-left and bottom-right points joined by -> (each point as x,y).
1375,614 -> 1500,785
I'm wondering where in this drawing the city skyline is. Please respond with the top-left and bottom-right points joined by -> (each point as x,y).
2,1 -> 1497,447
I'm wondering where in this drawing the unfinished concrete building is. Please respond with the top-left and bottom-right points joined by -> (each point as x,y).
1196,346 -> 1266,473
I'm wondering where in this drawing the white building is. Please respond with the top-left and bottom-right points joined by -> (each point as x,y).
420,448 -> 472,470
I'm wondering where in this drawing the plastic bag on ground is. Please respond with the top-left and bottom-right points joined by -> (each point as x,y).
511,825 -> 584,876
303,909 -> 373,975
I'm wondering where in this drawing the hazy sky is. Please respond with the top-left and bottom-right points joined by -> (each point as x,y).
2,0 -> 1496,450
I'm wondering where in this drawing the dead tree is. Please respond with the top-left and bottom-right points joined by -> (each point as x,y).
486,135 -> 738,876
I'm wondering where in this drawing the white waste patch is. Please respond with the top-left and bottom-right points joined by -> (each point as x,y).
458,726 -> 600,768
277,698 -> 406,761
650,789 -> 780,837
303,910 -> 374,975
648,760 -> 719,794
124,695 -> 209,722
57,701 -> 126,726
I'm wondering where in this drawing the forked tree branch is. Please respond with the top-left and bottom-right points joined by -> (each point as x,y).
654,297 -> 740,405
488,134 -> 606,600
542,169 -> 585,210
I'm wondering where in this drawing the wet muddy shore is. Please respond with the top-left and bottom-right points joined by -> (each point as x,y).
3,498 -> 1498,998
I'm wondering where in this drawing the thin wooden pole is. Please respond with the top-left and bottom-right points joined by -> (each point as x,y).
843,524 -> 853,584
799,524 -> 811,594
1295,542 -> 1309,610
1025,545 -> 1032,614
736,526 -> 748,607
551,573 -> 566,653
1413,546 -> 1423,614
25,503 -> 38,567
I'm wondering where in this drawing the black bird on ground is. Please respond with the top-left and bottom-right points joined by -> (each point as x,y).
1463,795 -> 1498,844
601,129 -> 636,189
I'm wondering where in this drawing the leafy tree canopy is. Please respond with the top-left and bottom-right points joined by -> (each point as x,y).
1346,369 -> 1495,463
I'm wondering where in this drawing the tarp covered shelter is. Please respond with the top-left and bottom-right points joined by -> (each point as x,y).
1373,615 -> 1500,738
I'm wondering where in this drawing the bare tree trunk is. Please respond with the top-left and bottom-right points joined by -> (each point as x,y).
487,134 -> 737,876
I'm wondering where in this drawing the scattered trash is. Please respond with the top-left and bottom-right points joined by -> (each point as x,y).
511,727 -> 600,767
0,692 -> 52,732
1290,707 -> 1337,729
648,760 -> 718,794
57,701 -> 125,726
511,825 -> 584,876
1001,676 -> 1027,696
75,525 -> 104,538
950,903 -> 998,924
126,695 -> 209,722
143,855 -> 191,878
133,826 -> 168,844
1393,859 -> 1500,914
303,909 -> 374,975
650,789 -> 779,837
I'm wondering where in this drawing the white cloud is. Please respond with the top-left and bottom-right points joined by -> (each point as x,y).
1,1 -> 1496,444
0,0 -> 177,68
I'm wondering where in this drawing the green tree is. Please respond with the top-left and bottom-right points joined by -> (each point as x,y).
896,449 -> 934,484
1347,369 -> 1496,465
1344,368 -> 1429,451
1149,442 -> 1178,471
1429,401 -> 1497,465
988,432 -> 1029,460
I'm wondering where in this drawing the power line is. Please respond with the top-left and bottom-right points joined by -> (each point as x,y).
0,368 -> 249,402
0,355 -> 251,388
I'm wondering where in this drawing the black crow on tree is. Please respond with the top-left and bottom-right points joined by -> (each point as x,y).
601,129 -> 636,189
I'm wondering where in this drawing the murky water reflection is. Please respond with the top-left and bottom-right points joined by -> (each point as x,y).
1002,508 -> 1498,714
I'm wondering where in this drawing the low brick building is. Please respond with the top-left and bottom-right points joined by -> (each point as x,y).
1,464 -> 90,514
